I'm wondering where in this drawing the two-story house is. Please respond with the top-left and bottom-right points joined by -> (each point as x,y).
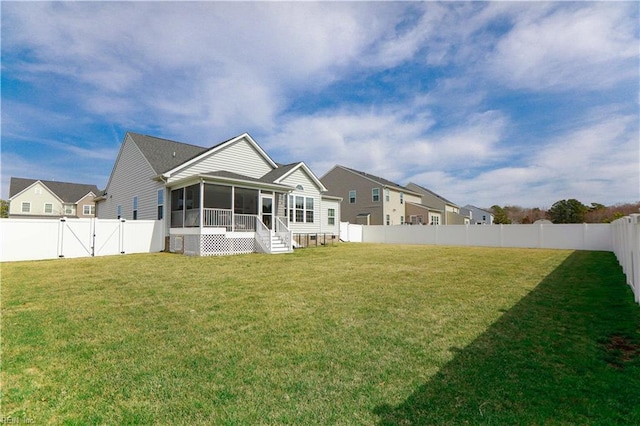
405,182 -> 470,225
320,165 -> 426,225
461,204 -> 494,225
96,132 -> 340,256
8,177 -> 99,219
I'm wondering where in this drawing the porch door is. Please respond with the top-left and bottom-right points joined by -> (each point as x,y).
261,195 -> 273,230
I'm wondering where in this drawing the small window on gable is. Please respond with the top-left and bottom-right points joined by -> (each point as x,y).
296,185 -> 304,191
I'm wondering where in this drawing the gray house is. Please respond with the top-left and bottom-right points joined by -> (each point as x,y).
8,177 -> 99,219
97,132 -> 341,255
461,204 -> 494,225
405,182 -> 470,225
320,165 -> 423,225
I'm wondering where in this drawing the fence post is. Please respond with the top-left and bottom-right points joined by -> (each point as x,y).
58,217 -> 66,258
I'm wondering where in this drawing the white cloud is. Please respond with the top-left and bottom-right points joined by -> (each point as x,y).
486,2 -> 638,91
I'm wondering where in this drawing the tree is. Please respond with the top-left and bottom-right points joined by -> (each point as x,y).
0,200 -> 8,218
491,205 -> 511,224
547,199 -> 587,223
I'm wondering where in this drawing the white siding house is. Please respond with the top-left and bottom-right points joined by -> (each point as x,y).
97,132 -> 340,256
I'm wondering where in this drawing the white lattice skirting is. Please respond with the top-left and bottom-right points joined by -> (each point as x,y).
170,233 -> 256,256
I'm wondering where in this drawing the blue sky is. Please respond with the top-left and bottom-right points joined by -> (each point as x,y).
2,1 -> 638,208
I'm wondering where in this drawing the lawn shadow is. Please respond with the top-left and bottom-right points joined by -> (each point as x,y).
374,251 -> 640,425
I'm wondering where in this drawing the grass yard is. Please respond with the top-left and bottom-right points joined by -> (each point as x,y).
1,243 -> 639,424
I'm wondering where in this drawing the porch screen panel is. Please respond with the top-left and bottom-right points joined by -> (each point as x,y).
171,188 -> 184,227
185,184 -> 200,227
234,188 -> 258,215
204,184 -> 232,209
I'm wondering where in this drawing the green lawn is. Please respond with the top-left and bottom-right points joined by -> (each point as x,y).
2,244 -> 639,424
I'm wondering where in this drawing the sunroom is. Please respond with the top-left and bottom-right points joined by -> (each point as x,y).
168,173 -> 294,256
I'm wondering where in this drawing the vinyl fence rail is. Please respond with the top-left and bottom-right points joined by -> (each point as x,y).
611,214 -> 640,304
0,218 -> 164,262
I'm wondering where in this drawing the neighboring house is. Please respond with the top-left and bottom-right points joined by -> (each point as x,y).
320,165 -> 423,225
405,182 -> 470,225
96,132 -> 340,256
461,204 -> 494,225
8,177 -> 99,219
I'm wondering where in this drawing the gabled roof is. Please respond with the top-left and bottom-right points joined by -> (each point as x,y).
406,201 -> 444,213
406,182 -> 459,207
9,177 -> 99,203
266,162 -> 327,192
328,165 -> 421,196
127,132 -> 208,175
161,132 -> 278,178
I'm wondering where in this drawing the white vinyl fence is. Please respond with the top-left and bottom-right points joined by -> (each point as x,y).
611,214 -> 640,304
343,223 -> 612,251
0,218 -> 164,262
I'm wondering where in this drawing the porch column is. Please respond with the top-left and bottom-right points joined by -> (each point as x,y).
199,180 -> 204,230
231,186 -> 235,232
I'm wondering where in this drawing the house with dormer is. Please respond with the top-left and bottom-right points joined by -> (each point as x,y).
96,132 -> 340,256
8,177 -> 99,219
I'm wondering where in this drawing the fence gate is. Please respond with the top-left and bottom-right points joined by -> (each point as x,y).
93,219 -> 126,256
57,218 -> 95,258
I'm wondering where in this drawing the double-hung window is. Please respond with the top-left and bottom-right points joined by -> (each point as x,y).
328,208 -> 335,226
349,190 -> 356,204
372,188 -> 380,202
132,196 -> 138,220
157,189 -> 164,220
44,203 -> 53,214
22,202 -> 31,213
83,205 -> 95,215
288,195 -> 315,223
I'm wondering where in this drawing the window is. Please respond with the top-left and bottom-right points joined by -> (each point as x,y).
386,214 -> 390,225
83,205 -> 95,215
328,208 -> 335,226
349,190 -> 356,204
400,193 -> 404,204
21,202 -> 31,213
401,216 -> 404,225
372,188 -> 380,202
65,205 -> 74,215
44,203 -> 53,214
305,197 -> 314,223
431,215 -> 440,225
287,195 -> 315,223
410,215 -> 423,225
132,196 -> 138,220
295,196 -> 304,223
157,189 -> 164,220
385,189 -> 390,202
34,187 -> 42,194
117,205 -> 122,219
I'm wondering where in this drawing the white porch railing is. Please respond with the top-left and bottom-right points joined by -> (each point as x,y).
203,208 -> 232,231
275,216 -> 292,249
234,214 -> 256,232
255,218 -> 271,253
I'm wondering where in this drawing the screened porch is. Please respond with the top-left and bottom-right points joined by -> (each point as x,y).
169,182 -> 288,232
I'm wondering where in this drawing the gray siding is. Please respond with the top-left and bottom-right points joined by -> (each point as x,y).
98,135 -> 163,221
321,167 -> 384,225
168,138 -> 273,183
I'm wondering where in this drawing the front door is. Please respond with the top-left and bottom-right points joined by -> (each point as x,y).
261,195 -> 273,230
